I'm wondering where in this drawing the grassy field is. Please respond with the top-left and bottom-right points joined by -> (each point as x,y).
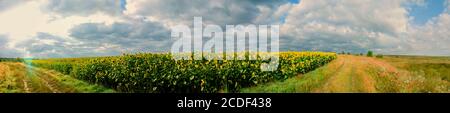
27,52 -> 337,93
382,55 -> 450,82
1,53 -> 449,93
0,62 -> 113,93
241,55 -> 449,93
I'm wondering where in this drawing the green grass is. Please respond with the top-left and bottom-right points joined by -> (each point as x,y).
0,62 -> 114,93
0,74 -> 21,93
43,70 -> 114,93
242,55 -> 449,93
382,56 -> 450,92
240,59 -> 338,93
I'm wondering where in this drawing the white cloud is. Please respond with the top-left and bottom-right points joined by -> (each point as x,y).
405,13 -> 450,55
255,3 -> 294,24
280,0 -> 449,55
3,0 -> 293,57
281,0 -> 410,52
0,0 -> 124,57
0,1 -> 47,43
1,0 -> 449,57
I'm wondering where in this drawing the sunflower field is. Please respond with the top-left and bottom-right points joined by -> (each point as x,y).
30,52 -> 337,93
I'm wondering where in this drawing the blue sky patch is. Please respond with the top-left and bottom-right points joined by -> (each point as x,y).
408,0 -> 446,25
120,0 -> 127,10
290,0 -> 300,4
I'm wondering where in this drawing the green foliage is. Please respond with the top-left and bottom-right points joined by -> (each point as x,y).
367,51 -> 374,57
30,52 -> 337,93
376,54 -> 383,58
0,58 -> 24,62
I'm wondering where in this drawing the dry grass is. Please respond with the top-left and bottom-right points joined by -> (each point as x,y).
0,62 -> 113,93
242,55 -> 449,93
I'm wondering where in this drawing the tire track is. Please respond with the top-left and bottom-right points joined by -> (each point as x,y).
19,63 -> 62,93
355,58 -> 377,92
1,62 -> 111,93
34,75 -> 60,93
316,55 -> 383,92
5,63 -> 56,93
314,55 -> 352,92
22,79 -> 31,93
2,63 -> 35,92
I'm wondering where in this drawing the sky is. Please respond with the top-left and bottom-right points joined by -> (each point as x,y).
0,0 -> 449,58
408,0 -> 446,25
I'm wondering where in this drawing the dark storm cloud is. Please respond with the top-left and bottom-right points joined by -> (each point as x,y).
69,20 -> 170,47
69,20 -> 174,53
126,0 -> 291,25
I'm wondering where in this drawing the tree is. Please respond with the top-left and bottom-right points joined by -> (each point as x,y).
376,54 -> 383,58
367,51 -> 373,57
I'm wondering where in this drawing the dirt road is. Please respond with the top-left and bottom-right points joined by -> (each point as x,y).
314,55 -> 402,92
242,55 -> 449,93
0,62 -> 113,93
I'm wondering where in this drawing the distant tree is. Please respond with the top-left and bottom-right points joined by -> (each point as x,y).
347,52 -> 351,55
367,51 -> 373,57
341,51 -> 345,54
376,54 -> 383,58
360,53 -> 363,56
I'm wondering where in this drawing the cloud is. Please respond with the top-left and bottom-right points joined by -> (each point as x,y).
0,0 -> 125,57
14,33 -> 76,58
0,34 -> 7,45
69,20 -> 172,53
2,0 -> 294,57
0,34 -> 23,57
124,0 -> 291,26
0,0 -> 29,12
280,0 -> 450,55
43,0 -> 124,16
14,32 -> 123,58
1,0 -> 450,57
404,13 -> 450,55
446,0 -> 450,12
0,0 -> 123,45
